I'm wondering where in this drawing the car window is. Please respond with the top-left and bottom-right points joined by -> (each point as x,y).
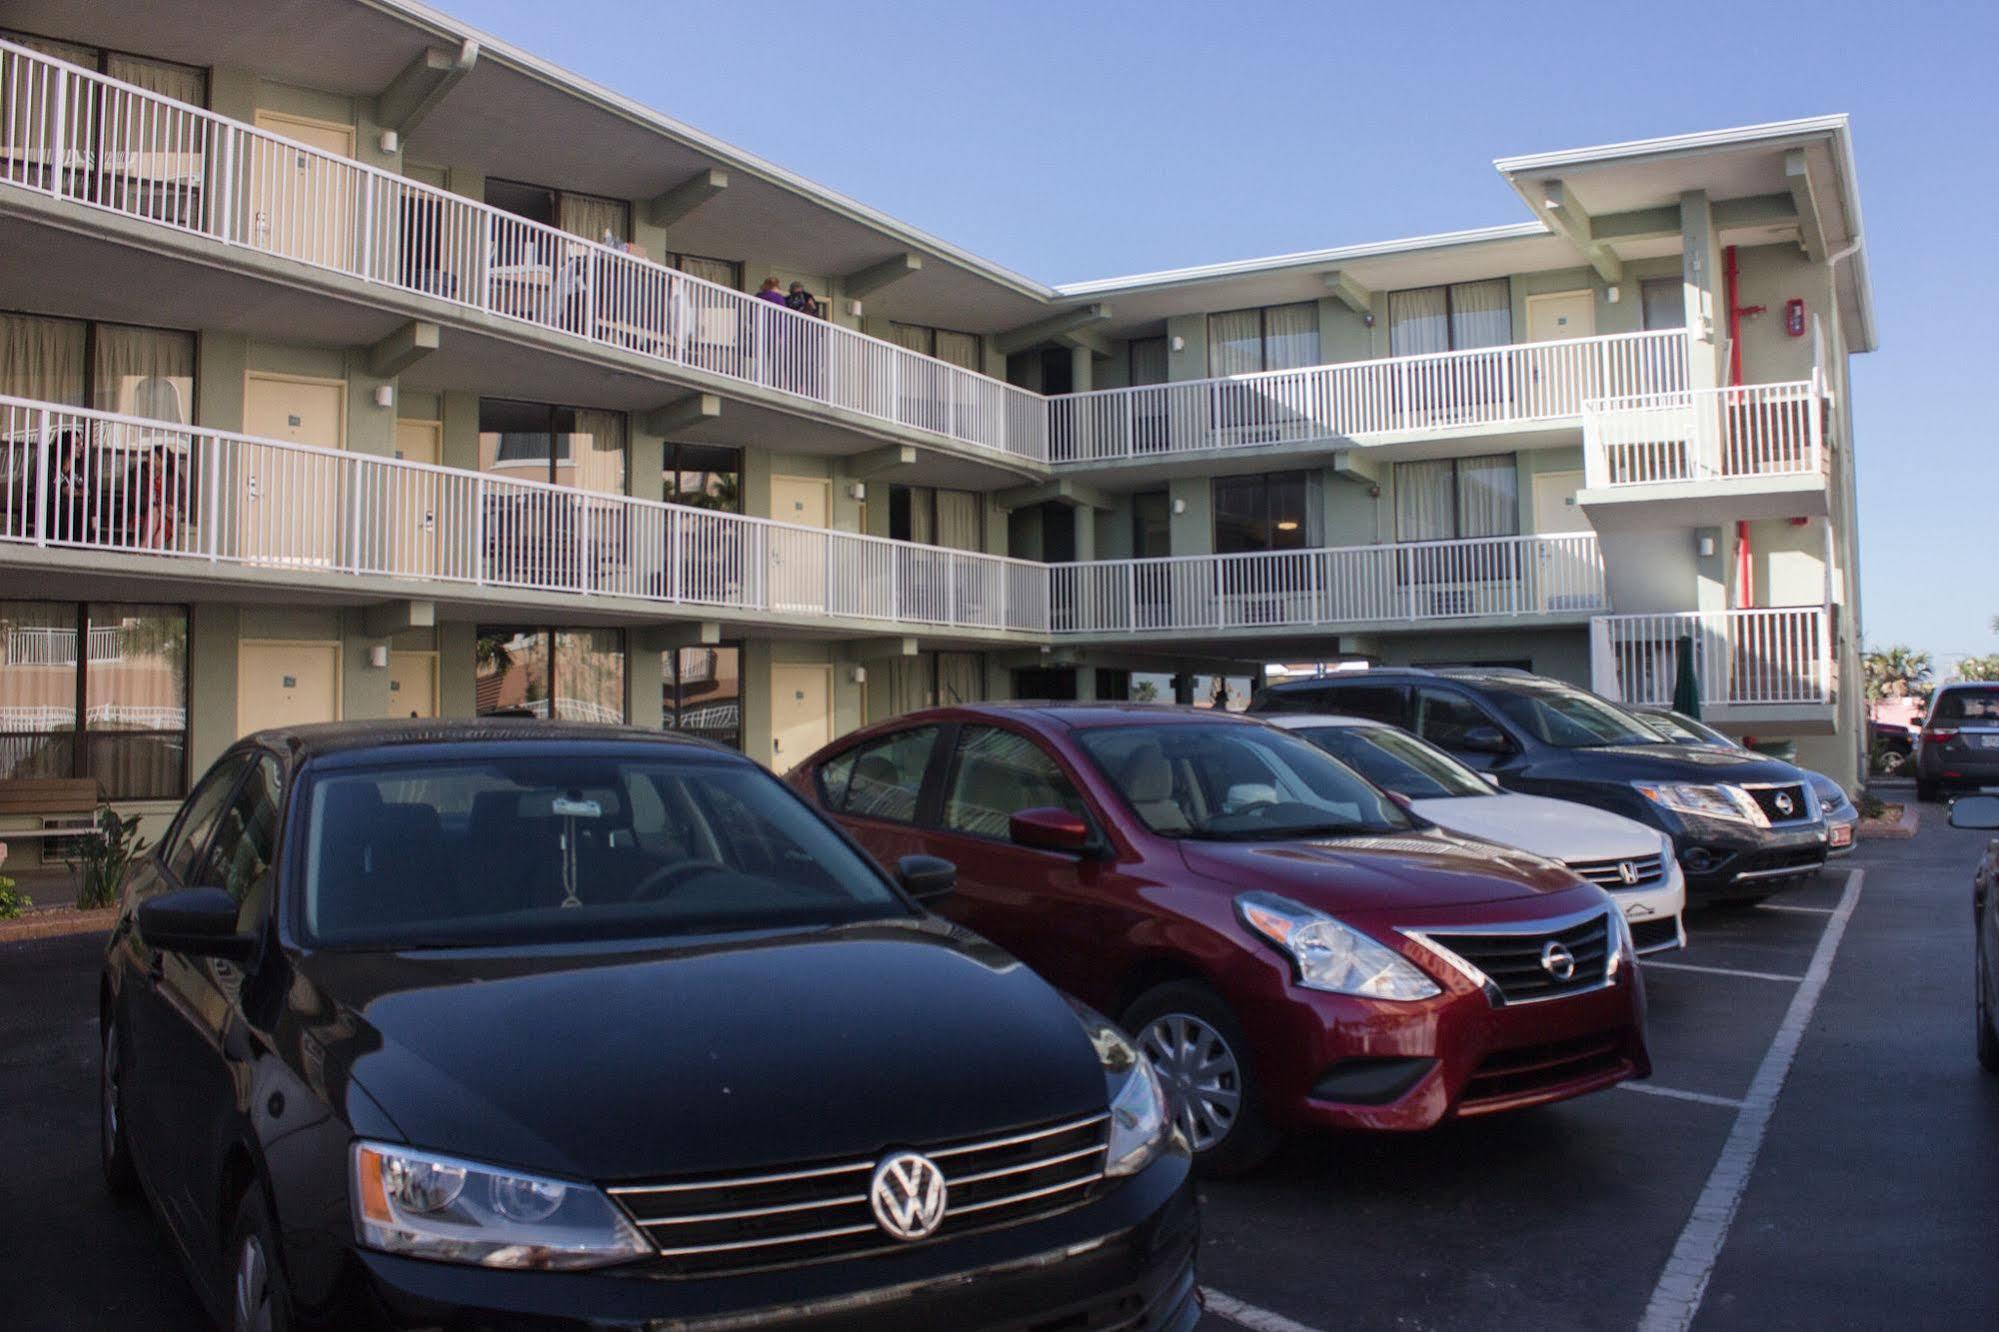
942,726 -> 1089,839
1077,723 -> 1410,840
164,754 -> 253,884
1262,683 -> 1406,724
1413,688 -> 1494,750
1486,685 -> 1660,748
1934,688 -> 1999,723
301,753 -> 908,948
820,727 -> 940,824
187,756 -> 282,904
1298,725 -> 1491,799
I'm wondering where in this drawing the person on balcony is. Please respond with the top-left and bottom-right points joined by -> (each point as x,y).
785,282 -> 826,399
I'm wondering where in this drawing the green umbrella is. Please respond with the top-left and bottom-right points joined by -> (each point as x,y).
1672,635 -> 1702,720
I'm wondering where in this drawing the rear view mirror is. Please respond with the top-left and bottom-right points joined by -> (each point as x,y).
896,855 -> 957,903
1460,726 -> 1514,756
1010,807 -> 1092,854
1950,794 -> 1999,831
136,887 -> 253,960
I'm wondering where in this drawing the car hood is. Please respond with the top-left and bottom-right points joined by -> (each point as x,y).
1408,793 -> 1663,862
1176,828 -> 1579,914
295,919 -> 1107,1182
1546,744 -> 1808,785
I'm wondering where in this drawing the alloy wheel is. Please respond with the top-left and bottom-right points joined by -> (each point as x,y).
1138,1013 -> 1242,1152
232,1233 -> 274,1332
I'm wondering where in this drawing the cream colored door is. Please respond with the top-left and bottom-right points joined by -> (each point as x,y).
1530,468 -> 1594,611
1526,291 -> 1595,343
388,650 -> 440,718
769,475 -> 832,614
392,419 -> 443,577
769,663 -> 832,773
248,111 -> 357,269
237,640 -> 341,737
241,373 -> 346,565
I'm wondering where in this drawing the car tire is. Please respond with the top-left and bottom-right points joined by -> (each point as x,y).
226,1187 -> 294,1332
1978,938 -> 1999,1075
1876,749 -> 1908,777
100,1020 -> 137,1198
1124,981 -> 1279,1179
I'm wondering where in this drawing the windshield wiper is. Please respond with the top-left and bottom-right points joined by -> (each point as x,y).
1195,821 -> 1383,841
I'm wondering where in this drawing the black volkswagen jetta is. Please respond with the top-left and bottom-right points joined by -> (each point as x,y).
100,721 -> 1194,1331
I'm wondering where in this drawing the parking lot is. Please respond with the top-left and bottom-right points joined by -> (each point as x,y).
5,815 -> 1996,1331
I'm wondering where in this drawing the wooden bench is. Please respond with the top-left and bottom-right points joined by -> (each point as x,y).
0,778 -> 104,842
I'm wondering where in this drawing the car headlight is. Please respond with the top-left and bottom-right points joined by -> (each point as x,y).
352,1141 -> 650,1270
1068,1004 -> 1170,1177
1236,892 -> 1440,1000
1633,781 -> 1766,826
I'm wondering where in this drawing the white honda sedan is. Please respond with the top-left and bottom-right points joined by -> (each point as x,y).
1267,713 -> 1686,954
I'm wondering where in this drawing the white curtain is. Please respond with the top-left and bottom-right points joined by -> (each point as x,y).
935,489 -> 981,552
676,255 -> 738,289
889,653 -> 936,715
1206,309 -> 1261,376
1394,458 -> 1456,542
565,409 -> 626,495
0,313 -> 86,405
933,330 -> 981,372
1389,287 -> 1450,356
1456,454 -> 1519,537
1129,337 -> 1169,387
1449,280 -> 1512,350
889,323 -> 932,355
93,325 -> 194,421
557,192 -> 628,245
1262,302 -> 1320,371
903,486 -> 935,545
937,653 -> 983,705
104,53 -> 206,107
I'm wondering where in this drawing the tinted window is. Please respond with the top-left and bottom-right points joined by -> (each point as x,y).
819,727 -> 939,824
301,754 -> 905,948
164,754 -> 252,883
1934,688 -> 1999,723
1077,723 -> 1409,840
1413,688 -> 1495,750
1297,725 -> 1491,799
1260,683 -> 1407,723
942,727 -> 1088,838
188,756 -> 281,902
1486,685 -> 1659,748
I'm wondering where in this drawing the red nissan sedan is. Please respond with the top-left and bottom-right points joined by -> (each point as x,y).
790,704 -> 1650,1174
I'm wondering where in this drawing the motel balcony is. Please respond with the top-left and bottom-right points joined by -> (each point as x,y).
1589,604 -> 1838,734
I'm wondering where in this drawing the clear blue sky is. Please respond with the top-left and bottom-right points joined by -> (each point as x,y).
438,0 -> 1996,664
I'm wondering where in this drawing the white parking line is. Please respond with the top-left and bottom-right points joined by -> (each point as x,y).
1643,960 -> 1806,983
1637,867 -> 1863,1332
1755,903 -> 1837,915
1619,1082 -> 1745,1109
1201,1289 -> 1329,1332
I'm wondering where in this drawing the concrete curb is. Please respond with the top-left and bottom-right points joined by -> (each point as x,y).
0,906 -> 116,945
1856,801 -> 1918,841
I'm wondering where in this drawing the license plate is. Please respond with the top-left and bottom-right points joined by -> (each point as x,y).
1979,734 -> 1999,750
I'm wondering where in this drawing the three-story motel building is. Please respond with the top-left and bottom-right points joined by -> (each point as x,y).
0,0 -> 1873,858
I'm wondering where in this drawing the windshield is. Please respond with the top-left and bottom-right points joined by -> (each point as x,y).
300,753 -> 907,948
1487,685 -> 1661,749
1637,709 -> 1736,748
1077,723 -> 1411,840
1933,688 -> 1999,723
1295,725 -> 1492,799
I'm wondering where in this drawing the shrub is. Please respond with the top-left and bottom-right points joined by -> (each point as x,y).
68,809 -> 149,911
0,876 -> 28,920
1857,791 -> 1887,821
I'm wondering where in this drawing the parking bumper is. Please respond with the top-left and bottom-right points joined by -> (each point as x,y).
332,1151 -> 1198,1331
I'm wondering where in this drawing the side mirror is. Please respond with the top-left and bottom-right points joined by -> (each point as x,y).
1950,794 -> 1999,831
1460,725 -> 1514,756
896,855 -> 957,904
136,887 -> 253,960
1009,806 -> 1092,854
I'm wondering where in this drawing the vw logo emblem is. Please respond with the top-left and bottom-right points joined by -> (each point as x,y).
1616,860 -> 1640,886
1539,941 -> 1577,982
1774,792 -> 1796,817
869,1152 -> 948,1242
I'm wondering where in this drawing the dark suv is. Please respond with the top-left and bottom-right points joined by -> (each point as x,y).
1252,670 -> 1828,904
1915,683 -> 1999,802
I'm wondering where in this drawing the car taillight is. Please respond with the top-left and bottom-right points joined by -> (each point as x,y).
1924,728 -> 1958,744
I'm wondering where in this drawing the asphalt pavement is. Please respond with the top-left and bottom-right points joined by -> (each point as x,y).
2,813 -> 1992,1331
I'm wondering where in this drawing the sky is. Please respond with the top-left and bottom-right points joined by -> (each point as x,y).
436,0 -> 1998,665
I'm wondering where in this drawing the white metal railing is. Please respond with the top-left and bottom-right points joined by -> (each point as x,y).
0,395 -> 1049,633
1046,330 -> 1689,464
0,39 -> 1049,463
1590,606 -> 1833,707
1051,533 -> 1605,634
1582,378 -> 1824,489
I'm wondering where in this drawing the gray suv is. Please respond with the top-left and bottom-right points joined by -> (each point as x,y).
1916,683 -> 1999,802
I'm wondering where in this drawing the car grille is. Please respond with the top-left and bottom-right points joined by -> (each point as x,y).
1418,912 -> 1612,1004
1460,1032 -> 1631,1111
1565,852 -> 1666,891
1734,845 -> 1826,879
1629,917 -> 1682,953
1746,782 -> 1811,824
606,1112 -> 1109,1276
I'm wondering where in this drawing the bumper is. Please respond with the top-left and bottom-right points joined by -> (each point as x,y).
1671,818 -> 1828,903
1916,745 -> 1999,791
1228,897 -> 1650,1134
323,1152 -> 1197,1332
1608,874 -> 1686,955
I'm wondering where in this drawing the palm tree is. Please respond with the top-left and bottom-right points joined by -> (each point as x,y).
1863,644 -> 1934,703
1957,654 -> 1999,683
